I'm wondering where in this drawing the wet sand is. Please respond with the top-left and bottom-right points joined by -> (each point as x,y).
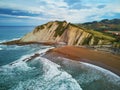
45,46 -> 120,76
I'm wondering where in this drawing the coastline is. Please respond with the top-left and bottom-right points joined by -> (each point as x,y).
1,39 -> 120,76
44,46 -> 120,76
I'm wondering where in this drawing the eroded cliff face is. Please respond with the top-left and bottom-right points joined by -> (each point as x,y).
20,21 -> 113,46
20,21 -> 67,43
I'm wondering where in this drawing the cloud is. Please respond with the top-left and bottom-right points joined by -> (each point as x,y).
0,8 -> 42,17
0,13 -> 48,26
0,0 -> 120,25
42,0 -> 68,7
0,13 -> 47,21
97,5 -> 106,9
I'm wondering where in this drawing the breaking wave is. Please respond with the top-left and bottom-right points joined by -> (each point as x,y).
81,62 -> 120,81
0,57 -> 82,90
0,38 -> 20,43
51,57 -> 120,90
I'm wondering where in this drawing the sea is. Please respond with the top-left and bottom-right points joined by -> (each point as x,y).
0,26 -> 120,90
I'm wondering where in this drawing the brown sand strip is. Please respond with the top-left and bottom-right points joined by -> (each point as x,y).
46,46 -> 120,76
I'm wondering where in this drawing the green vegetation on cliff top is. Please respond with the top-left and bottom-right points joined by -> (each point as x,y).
86,30 -> 115,41
79,19 -> 120,31
34,20 -> 116,42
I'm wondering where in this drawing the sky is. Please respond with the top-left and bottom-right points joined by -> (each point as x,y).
0,0 -> 120,26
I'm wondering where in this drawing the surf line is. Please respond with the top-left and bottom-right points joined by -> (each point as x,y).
9,47 -> 54,65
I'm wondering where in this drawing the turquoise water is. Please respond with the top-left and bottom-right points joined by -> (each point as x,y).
0,26 -> 34,41
0,26 -> 34,66
0,26 -> 120,90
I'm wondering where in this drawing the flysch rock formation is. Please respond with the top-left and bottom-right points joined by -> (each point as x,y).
20,21 -> 113,46
2,21 -> 114,46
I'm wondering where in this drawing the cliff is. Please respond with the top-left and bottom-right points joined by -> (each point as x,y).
2,21 -> 115,46
19,21 -> 115,46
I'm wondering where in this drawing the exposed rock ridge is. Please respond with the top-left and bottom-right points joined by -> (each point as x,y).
19,21 -> 113,46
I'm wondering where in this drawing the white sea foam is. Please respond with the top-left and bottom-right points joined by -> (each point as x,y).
80,62 -> 120,85
20,46 -> 54,60
0,38 -> 20,43
5,46 -> 54,65
0,45 -> 6,50
40,57 -> 82,90
7,53 -> 34,65
37,46 -> 54,56
11,37 -> 20,41
56,57 -> 120,86
0,48 -> 2,50
1,56 -> 82,90
58,57 -> 120,79
18,57 -> 83,90
0,40 -> 6,43
81,62 -> 120,79
3,60 -> 32,72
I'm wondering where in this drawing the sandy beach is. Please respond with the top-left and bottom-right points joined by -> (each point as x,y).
45,46 -> 120,76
